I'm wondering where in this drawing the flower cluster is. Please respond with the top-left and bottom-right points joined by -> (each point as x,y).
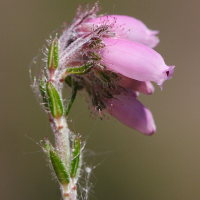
57,3 -> 174,135
30,2 -> 175,199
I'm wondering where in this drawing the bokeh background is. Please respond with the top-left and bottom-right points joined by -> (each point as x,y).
1,0 -> 200,199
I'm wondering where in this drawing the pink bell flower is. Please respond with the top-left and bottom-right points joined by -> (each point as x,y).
79,15 -> 159,48
118,75 -> 154,95
105,90 -> 156,135
100,38 -> 174,88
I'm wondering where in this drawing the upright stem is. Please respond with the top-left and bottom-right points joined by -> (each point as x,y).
48,103 -> 77,200
54,116 -> 71,168
61,181 -> 77,200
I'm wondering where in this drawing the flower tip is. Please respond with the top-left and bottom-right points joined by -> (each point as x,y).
146,126 -> 156,135
148,30 -> 160,48
166,66 -> 175,80
144,81 -> 155,95
141,107 -> 156,135
150,30 -> 159,35
159,65 -> 175,91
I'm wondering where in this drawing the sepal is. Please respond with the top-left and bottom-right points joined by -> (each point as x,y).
66,62 -> 93,75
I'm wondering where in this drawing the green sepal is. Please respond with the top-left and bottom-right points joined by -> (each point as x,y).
65,75 -> 84,91
48,38 -> 59,70
89,39 -> 103,49
50,148 -> 70,184
39,78 -> 49,109
91,52 -> 101,61
65,75 -> 72,87
46,82 -> 63,118
95,68 -> 119,83
65,81 -> 78,116
66,62 -> 92,75
70,136 -> 81,178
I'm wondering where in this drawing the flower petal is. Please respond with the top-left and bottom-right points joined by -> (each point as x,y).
118,75 -> 154,95
80,15 -> 159,48
100,38 -> 175,87
105,90 -> 156,135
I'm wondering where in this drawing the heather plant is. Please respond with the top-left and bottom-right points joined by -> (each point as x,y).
30,2 -> 174,200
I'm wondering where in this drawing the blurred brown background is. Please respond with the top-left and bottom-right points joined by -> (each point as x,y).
0,0 -> 200,199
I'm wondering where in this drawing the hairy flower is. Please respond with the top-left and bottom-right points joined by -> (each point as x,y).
78,15 -> 160,48
38,3 -> 174,135
100,38 -> 174,88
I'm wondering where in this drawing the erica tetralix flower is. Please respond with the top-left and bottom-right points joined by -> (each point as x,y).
54,2 -> 174,134
105,90 -> 156,135
78,15 -> 160,48
100,38 -> 174,88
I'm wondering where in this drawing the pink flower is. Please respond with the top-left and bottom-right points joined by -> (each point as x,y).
78,15 -> 159,48
118,75 -> 154,95
100,38 -> 174,88
58,3 -> 174,134
105,90 -> 156,135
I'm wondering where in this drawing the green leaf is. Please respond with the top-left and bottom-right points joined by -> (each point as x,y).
91,52 -> 101,61
46,82 -> 63,118
50,149 -> 70,184
89,39 -> 103,49
48,38 -> 59,70
65,81 -> 78,116
65,75 -> 72,87
39,78 -> 49,109
70,136 -> 81,178
66,62 -> 92,75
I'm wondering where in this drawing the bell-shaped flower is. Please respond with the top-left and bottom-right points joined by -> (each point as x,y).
118,75 -> 154,95
53,3 -> 175,135
99,38 -> 174,88
105,90 -> 156,135
78,15 -> 159,48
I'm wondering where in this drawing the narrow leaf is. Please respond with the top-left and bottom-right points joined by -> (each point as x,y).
50,149 -> 70,184
39,78 -> 49,109
48,38 -> 59,70
46,82 -> 63,118
65,82 -> 78,116
70,136 -> 81,178
66,62 -> 92,75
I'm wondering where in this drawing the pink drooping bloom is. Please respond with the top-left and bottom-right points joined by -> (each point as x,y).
58,3 -> 174,135
100,38 -> 174,88
79,15 -> 160,48
105,90 -> 156,135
